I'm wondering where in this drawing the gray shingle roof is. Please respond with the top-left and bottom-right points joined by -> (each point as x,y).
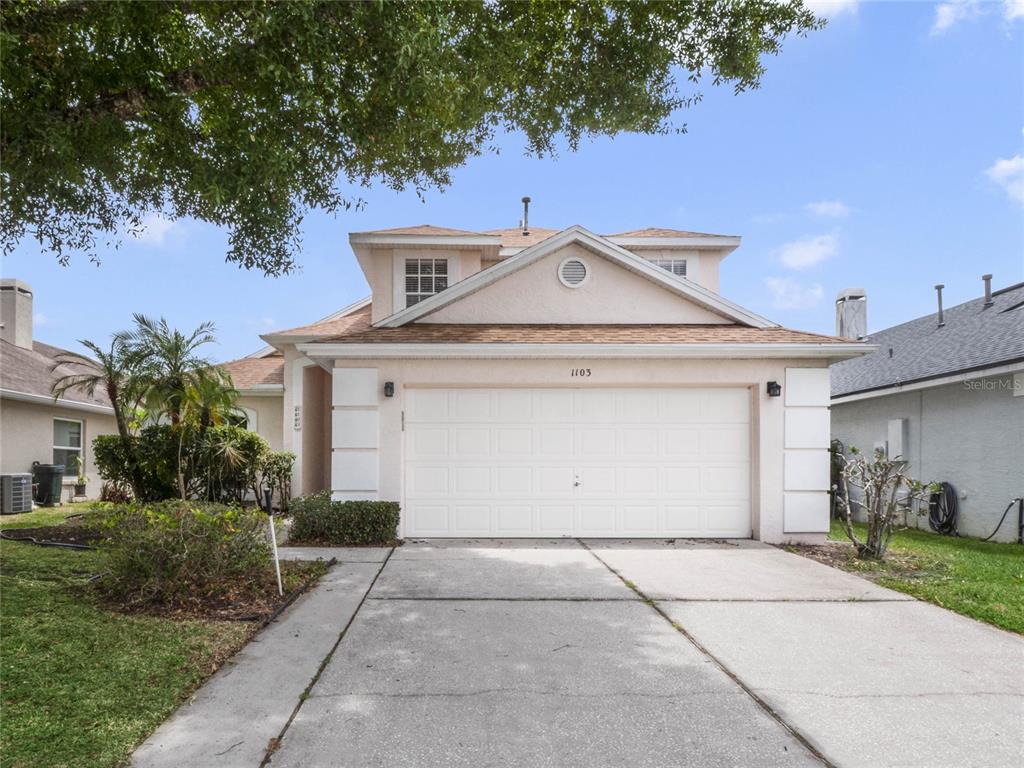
0,339 -> 113,408
831,282 -> 1024,398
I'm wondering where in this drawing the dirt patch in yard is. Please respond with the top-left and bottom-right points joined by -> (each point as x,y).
0,523 -> 104,548
99,559 -> 332,623
785,539 -> 945,583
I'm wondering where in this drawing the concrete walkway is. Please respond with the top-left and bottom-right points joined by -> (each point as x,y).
133,540 -> 1024,768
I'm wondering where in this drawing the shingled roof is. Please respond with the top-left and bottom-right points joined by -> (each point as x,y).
0,339 -> 113,408
220,354 -> 285,389
831,282 -> 1024,398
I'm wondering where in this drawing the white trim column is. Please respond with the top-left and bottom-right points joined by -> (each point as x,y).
783,367 -> 832,533
331,367 -> 379,501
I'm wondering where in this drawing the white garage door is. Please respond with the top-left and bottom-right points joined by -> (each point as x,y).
404,387 -> 751,538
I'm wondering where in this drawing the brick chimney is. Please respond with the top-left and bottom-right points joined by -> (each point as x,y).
0,278 -> 33,349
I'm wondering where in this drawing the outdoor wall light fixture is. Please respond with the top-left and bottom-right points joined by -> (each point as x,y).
766,381 -> 782,397
383,381 -> 395,398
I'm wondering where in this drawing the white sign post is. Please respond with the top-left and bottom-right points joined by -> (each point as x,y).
264,488 -> 283,596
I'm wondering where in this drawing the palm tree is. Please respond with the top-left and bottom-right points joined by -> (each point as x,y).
129,315 -> 240,498
129,314 -> 221,426
50,334 -> 149,499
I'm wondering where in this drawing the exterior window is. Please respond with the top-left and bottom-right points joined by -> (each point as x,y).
53,418 -> 82,477
650,258 -> 687,277
405,258 -> 448,306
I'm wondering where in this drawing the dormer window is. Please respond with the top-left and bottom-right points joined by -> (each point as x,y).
405,258 -> 448,306
650,258 -> 687,277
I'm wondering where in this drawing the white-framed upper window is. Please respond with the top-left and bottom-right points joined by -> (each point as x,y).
404,258 -> 449,306
650,258 -> 687,277
53,418 -> 83,477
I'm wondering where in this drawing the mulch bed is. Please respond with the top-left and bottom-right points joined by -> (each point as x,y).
4,522 -> 331,623
786,539 -> 938,583
104,559 -> 332,623
0,524 -> 104,548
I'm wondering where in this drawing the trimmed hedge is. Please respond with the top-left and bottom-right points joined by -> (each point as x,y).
95,501 -> 271,606
289,491 -> 400,545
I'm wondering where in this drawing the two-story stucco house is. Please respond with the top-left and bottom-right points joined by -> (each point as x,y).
223,220 -> 871,543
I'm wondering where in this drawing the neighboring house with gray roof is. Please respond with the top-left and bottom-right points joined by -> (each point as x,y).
0,279 -> 118,501
830,278 -> 1024,541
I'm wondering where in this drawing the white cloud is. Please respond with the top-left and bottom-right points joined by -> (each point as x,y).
132,213 -> 179,245
776,233 -> 838,270
804,1 -> 859,19
33,312 -> 52,327
752,212 -> 786,225
804,200 -> 850,218
250,316 -> 277,330
1004,0 -> 1024,21
931,0 -> 983,34
986,154 -> 1024,206
764,277 -> 825,310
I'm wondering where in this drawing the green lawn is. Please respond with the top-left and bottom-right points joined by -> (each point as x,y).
0,506 -> 300,768
819,519 -> 1024,634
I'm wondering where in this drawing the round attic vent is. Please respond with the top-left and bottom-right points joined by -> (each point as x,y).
558,258 -> 589,288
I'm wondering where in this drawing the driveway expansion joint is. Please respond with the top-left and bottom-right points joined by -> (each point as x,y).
260,546 -> 396,767
576,538 -> 836,768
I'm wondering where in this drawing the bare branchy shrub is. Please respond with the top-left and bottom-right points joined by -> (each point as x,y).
836,447 -> 936,560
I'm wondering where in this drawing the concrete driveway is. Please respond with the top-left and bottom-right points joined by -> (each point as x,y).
134,539 -> 1023,768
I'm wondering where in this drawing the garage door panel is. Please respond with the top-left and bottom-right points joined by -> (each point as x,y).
410,504 -> 449,535
454,427 -> 489,457
539,427 -> 573,456
579,504 -> 616,534
621,428 -> 659,456
410,427 -> 449,456
538,505 -> 573,534
701,426 -> 749,457
664,428 -> 700,458
453,390 -> 491,419
664,505 -> 702,535
664,466 -> 701,494
454,467 -> 490,494
537,466 -> 575,494
409,466 -> 449,495
404,387 -> 751,538
620,466 -> 659,494
701,389 -> 750,422
623,505 -> 659,533
453,505 -> 490,534
496,505 -> 533,534
577,427 -> 616,456
703,465 -> 750,495
579,466 -> 616,494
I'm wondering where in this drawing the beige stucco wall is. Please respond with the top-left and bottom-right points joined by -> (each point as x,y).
236,394 -> 284,452
0,397 -> 118,500
420,244 -> 731,325
330,356 -> 831,544
368,248 -> 485,324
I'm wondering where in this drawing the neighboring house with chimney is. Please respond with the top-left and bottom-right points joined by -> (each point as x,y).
0,279 -> 118,501
830,278 -> 1024,541
222,215 -> 871,543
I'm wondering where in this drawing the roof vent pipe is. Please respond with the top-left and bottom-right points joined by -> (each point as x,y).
520,196 -> 531,236
982,274 -> 993,308
935,284 -> 945,328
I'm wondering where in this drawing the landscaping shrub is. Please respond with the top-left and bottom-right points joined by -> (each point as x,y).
289,492 -> 400,545
95,501 -> 271,606
93,424 -> 272,503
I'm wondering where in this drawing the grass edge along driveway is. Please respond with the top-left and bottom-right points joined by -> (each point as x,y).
788,519 -> 1023,635
2,507 -> 264,768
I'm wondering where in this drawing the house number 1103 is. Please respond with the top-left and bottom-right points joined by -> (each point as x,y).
571,368 -> 592,377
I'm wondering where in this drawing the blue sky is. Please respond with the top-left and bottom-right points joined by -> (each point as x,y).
5,0 -> 1023,362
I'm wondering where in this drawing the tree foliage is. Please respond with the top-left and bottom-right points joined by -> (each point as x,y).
2,0 -> 820,274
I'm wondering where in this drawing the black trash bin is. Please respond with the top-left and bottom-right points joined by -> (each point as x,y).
32,462 -> 65,507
